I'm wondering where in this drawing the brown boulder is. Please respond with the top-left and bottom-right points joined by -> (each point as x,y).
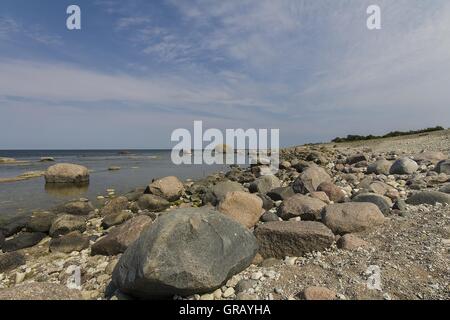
218,191 -> 263,228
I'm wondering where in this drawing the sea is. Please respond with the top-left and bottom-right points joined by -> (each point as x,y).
0,150 -> 229,223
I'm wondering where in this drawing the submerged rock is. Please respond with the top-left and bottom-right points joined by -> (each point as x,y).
45,163 -> 89,184
112,207 -> 258,299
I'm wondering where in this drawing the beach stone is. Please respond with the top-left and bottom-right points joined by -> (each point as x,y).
365,181 -> 397,197
414,151 -> 447,164
137,194 -> 170,212
389,158 -> 418,175
145,176 -> 185,201
91,215 -> 152,256
406,191 -> 450,205
44,163 -> 89,184
204,180 -> 245,205
280,161 -> 291,169
310,191 -> 331,203
49,231 -> 90,253
278,194 -> 327,221
0,252 -> 26,272
367,159 -> 392,175
261,211 -> 280,222
257,193 -> 275,211
54,200 -> 94,216
352,193 -> 392,215
436,160 -> 450,174
439,184 -> 450,194
2,232 -> 46,252
292,165 -> 332,194
337,234 -> 369,250
347,154 -> 367,165
112,207 -> 258,299
235,279 -> 257,293
0,216 -> 30,237
26,211 -> 56,233
225,169 -> 255,183
101,211 -> 133,229
302,287 -> 336,300
218,191 -> 263,228
254,221 -> 334,259
100,196 -> 129,216
49,214 -> 86,237
266,187 -> 295,201
322,203 -> 385,234
249,175 -> 281,194
124,188 -> 146,202
0,283 -> 82,300
317,182 -> 346,203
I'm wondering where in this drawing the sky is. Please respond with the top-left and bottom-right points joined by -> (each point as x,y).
0,0 -> 449,149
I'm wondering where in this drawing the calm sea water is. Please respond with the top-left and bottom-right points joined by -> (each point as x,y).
0,150 -> 229,222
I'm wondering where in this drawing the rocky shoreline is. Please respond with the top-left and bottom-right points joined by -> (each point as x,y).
0,132 -> 449,300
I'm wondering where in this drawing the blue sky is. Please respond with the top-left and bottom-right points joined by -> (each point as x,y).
1,0 -> 449,149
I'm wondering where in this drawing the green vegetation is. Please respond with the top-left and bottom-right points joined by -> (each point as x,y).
332,126 -> 445,143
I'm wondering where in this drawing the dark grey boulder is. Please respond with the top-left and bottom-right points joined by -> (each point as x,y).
347,154 -> 367,165
257,193 -> 274,211
260,211 -> 280,222
266,187 -> 295,201
436,160 -> 450,174
26,211 -> 56,233
439,184 -> 450,194
53,200 -> 94,216
112,207 -> 258,299
137,194 -> 170,212
49,214 -> 86,237
0,252 -> 26,273
249,175 -> 281,194
49,231 -> 90,253
390,158 -> 418,175
2,232 -> 46,252
0,231 -> 4,249
406,191 -> 450,205
352,193 -> 392,215
0,216 -> 30,237
101,211 -> 133,229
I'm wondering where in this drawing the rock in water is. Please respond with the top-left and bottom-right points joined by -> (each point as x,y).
254,221 -> 334,259
217,191 -> 263,228
145,176 -> 185,201
0,283 -> 82,300
278,194 -> 327,221
436,160 -> 450,174
44,163 -> 89,184
406,191 -> 450,205
352,193 -> 392,215
292,165 -> 332,194
389,158 -> 418,175
112,208 -> 258,299
91,215 -> 152,256
322,203 -> 385,234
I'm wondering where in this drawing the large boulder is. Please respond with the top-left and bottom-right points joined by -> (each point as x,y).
436,160 -> 450,175
49,231 -> 90,253
112,208 -> 258,299
278,194 -> 327,221
292,165 -> 332,194
45,163 -> 89,184
49,214 -> 86,237
367,159 -> 392,175
91,215 -> 152,256
317,182 -> 346,203
145,176 -> 185,201
137,194 -> 170,212
322,203 -> 385,234
406,191 -> 450,205
439,184 -> 450,194
254,221 -> 334,259
101,211 -> 133,229
0,283 -> 82,300
0,217 -> 30,237
266,187 -> 295,201
389,158 -> 418,175
352,193 -> 392,215
100,196 -> 129,216
53,200 -> 94,216
249,175 -> 281,194
217,191 -> 263,228
2,232 -> 47,252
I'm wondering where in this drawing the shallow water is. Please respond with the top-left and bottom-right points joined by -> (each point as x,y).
0,150 -> 228,222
